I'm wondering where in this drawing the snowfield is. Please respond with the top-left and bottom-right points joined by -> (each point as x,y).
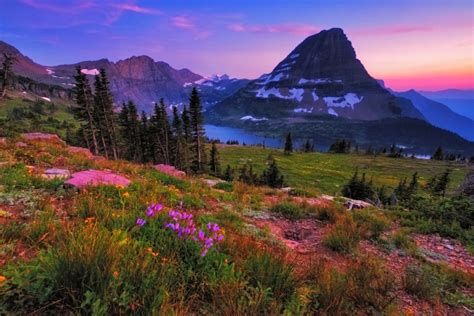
328,108 -> 338,116
41,97 -> 51,102
323,93 -> 363,109
254,87 -> 305,102
293,107 -> 313,113
81,68 -> 100,75
240,115 -> 268,122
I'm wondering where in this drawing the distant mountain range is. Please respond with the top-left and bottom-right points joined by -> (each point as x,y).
419,89 -> 474,121
1,30 -> 473,154
0,40 -> 248,112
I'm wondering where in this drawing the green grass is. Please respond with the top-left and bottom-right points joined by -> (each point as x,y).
0,97 -> 78,139
218,146 -> 468,195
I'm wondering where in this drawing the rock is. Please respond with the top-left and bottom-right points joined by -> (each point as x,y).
344,198 -> 372,210
67,146 -> 94,158
280,187 -> 293,193
21,133 -> 65,144
154,164 -> 186,178
457,170 -> 474,200
203,179 -> 225,187
65,169 -> 131,188
15,142 -> 28,148
42,168 -> 70,180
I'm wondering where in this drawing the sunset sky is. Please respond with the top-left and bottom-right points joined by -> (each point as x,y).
1,0 -> 473,91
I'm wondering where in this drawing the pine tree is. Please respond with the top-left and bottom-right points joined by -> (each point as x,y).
303,139 -> 312,153
223,165 -> 234,181
93,69 -> 119,159
208,142 -> 221,176
284,132 -> 293,155
432,146 -> 444,161
261,155 -> 284,188
139,111 -> 151,163
118,101 -> 141,161
432,169 -> 451,196
72,66 -> 99,155
0,53 -> 17,99
188,88 -> 206,172
181,105 -> 191,172
171,106 -> 185,169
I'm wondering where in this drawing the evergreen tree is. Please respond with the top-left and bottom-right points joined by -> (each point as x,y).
72,66 -> 99,155
208,142 -> 221,176
223,165 -> 234,182
181,105 -> 191,172
284,132 -> 293,155
93,69 -> 119,159
139,111 -> 151,163
118,101 -> 141,161
261,155 -> 284,188
432,146 -> 444,161
432,169 -> 451,196
239,162 -> 258,185
303,139 -> 313,153
188,88 -> 206,172
0,53 -> 17,99
171,106 -> 185,169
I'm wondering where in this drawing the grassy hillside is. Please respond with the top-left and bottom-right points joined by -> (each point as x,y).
218,145 -> 468,195
0,137 -> 473,314
0,94 -> 77,139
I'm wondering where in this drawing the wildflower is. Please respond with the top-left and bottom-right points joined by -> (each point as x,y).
136,218 -> 146,227
122,192 -> 130,198
146,203 -> 163,217
84,217 -> 95,224
113,271 -> 119,278
0,275 -> 6,283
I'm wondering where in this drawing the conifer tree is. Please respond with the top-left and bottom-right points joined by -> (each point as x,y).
72,66 -> 99,155
188,88 -> 206,172
432,146 -> 444,161
0,53 -> 17,99
139,111 -> 151,163
223,165 -> 234,182
208,142 -> 221,176
171,106 -> 185,169
261,155 -> 284,188
284,132 -> 293,155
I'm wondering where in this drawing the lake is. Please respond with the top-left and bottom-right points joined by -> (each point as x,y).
204,124 -> 285,148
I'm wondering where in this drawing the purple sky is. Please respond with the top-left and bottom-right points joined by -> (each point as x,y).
1,0 -> 473,90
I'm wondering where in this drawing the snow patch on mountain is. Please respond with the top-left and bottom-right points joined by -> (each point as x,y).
256,72 -> 288,85
81,68 -> 100,75
289,53 -> 300,59
323,93 -> 363,109
298,78 -> 342,85
328,108 -> 338,116
294,107 -> 313,113
255,87 -> 305,101
240,115 -> 268,122
46,69 -> 54,75
41,97 -> 51,102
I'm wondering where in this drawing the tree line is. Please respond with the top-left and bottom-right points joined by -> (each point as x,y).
73,67 -> 207,173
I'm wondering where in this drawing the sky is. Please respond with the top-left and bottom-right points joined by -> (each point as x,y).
0,0 -> 473,91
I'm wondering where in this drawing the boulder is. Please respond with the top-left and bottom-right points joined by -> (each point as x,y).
203,179 -> 225,187
67,146 -> 94,158
344,198 -> 372,210
21,133 -> 65,144
42,168 -> 70,180
65,169 -> 131,188
154,164 -> 186,178
15,142 -> 28,148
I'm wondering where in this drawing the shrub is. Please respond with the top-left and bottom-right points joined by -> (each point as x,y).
309,203 -> 344,223
352,209 -> 389,240
271,201 -> 304,220
403,264 -> 439,300
214,181 -> 233,192
324,216 -> 360,253
391,229 -> 416,252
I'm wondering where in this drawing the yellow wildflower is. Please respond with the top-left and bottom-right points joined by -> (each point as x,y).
122,192 -> 130,198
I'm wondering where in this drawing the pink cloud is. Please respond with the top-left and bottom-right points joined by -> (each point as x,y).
354,25 -> 434,36
171,16 -> 195,29
112,3 -> 162,15
228,23 -> 320,36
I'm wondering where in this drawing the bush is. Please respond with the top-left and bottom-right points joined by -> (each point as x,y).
270,201 -> 304,220
214,182 -> 234,192
352,209 -> 389,240
403,264 -> 439,300
324,216 -> 360,253
391,229 -> 416,252
310,203 -> 344,223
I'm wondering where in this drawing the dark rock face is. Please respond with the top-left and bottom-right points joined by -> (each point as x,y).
457,170 -> 474,200
210,28 -> 424,121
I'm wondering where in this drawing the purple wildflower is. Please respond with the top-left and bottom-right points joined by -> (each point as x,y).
136,218 -> 146,227
146,203 -> 163,217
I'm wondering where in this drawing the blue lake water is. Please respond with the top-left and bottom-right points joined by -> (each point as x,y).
204,124 -> 285,148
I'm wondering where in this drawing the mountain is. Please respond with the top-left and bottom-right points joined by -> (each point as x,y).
419,89 -> 474,121
393,90 -> 474,141
208,28 -> 424,121
0,40 -> 248,112
184,74 -> 250,108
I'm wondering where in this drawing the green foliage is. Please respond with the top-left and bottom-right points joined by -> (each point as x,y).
324,216 -> 360,253
329,139 -> 351,153
260,154 -> 284,188
403,264 -> 440,300
341,169 -> 374,200
270,201 -> 304,220
352,209 -> 390,240
214,181 -> 233,192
